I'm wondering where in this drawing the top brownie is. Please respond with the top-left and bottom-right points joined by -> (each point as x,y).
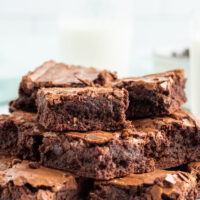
113,69 -> 187,119
9,60 -> 117,112
36,87 -> 130,131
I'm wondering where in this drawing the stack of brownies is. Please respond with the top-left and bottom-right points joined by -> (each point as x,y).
0,60 -> 200,199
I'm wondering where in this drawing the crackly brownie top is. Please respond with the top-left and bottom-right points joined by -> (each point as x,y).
37,87 -> 128,103
95,170 -> 195,187
22,60 -> 117,89
132,109 -> 200,131
113,69 -> 185,91
0,155 -> 77,191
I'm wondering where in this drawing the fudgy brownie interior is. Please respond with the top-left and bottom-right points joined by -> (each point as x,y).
36,87 -> 130,131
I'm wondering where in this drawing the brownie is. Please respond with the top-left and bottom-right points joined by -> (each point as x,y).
0,111 -> 154,180
0,155 -> 80,200
39,130 -> 154,180
187,162 -> 200,198
9,60 -> 117,112
36,87 -> 130,131
89,170 -> 197,200
113,69 -> 186,119
133,109 -> 200,169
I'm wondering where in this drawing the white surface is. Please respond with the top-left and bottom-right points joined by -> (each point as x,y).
0,105 -> 9,114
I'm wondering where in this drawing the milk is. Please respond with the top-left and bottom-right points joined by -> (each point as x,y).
190,40 -> 200,115
58,21 -> 133,77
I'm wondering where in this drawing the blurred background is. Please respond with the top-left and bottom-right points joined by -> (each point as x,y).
0,0 -> 200,114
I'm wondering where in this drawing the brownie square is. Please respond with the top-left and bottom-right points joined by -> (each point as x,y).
37,87 -> 130,131
9,60 -> 117,112
0,155 -> 80,200
89,170 -> 197,200
113,69 -> 186,119
39,129 -> 153,180
132,109 -> 200,169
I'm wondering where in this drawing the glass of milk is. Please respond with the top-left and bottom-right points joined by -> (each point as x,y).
190,12 -> 200,115
58,19 -> 133,78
